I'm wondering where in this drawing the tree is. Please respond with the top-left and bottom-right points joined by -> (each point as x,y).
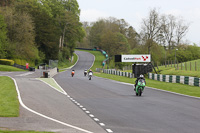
89,19 -> 106,48
161,14 -> 176,50
1,6 -> 39,60
175,17 -> 189,45
127,26 -> 139,49
0,0 -> 13,7
141,8 -> 162,54
100,31 -> 130,56
0,13 -> 7,58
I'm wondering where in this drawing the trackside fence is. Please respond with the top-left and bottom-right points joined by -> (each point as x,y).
148,73 -> 200,87
103,69 -> 134,78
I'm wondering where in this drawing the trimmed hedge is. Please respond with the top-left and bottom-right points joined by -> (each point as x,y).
13,59 -> 35,66
0,59 -> 14,65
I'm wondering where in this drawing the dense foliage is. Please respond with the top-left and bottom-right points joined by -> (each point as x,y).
0,0 -> 84,65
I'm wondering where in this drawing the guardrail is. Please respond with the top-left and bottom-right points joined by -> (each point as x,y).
103,69 -> 134,78
13,63 -> 35,71
42,67 -> 58,78
148,73 -> 200,87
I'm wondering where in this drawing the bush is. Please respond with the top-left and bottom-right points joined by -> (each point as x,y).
0,59 -> 14,65
13,59 -> 35,66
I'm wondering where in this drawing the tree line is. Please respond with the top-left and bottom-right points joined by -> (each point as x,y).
77,8 -> 200,67
0,0 -> 84,65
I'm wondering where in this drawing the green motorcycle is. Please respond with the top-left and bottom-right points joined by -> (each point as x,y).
135,79 -> 146,96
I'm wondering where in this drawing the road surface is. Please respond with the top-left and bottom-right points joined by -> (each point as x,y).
54,50 -> 200,133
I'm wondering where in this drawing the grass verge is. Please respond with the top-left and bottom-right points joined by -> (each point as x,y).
37,78 -> 64,93
58,53 -> 78,72
0,65 -> 25,71
0,76 -> 19,117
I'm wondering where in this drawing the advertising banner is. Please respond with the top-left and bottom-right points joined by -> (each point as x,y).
121,55 -> 151,62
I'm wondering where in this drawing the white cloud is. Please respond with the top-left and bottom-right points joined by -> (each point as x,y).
80,9 -> 109,22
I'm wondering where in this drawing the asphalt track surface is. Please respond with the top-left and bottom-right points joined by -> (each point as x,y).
0,62 -> 106,132
1,50 -> 200,133
54,51 -> 200,133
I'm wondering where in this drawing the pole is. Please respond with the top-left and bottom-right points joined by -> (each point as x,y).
175,49 -> 178,69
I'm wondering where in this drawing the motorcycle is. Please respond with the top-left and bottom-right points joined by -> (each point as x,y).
88,72 -> 92,80
84,70 -> 87,76
71,71 -> 75,77
135,79 -> 145,96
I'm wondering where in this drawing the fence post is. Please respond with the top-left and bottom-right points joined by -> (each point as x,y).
181,62 -> 182,70
177,61 -> 179,70
168,60 -> 169,67
174,60 -> 175,67
171,60 -> 172,67
185,62 -> 187,71
195,61 -> 197,71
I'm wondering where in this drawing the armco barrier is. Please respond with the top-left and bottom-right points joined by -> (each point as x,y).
148,73 -> 200,87
42,67 -> 58,78
103,69 -> 134,78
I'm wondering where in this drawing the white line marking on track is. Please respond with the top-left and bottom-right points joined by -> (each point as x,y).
106,129 -> 113,133
89,114 -> 94,118
85,111 -> 90,114
11,77 -> 93,133
94,118 -> 99,121
100,123 -> 105,126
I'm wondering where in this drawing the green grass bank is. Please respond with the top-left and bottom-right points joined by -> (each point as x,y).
0,76 -> 19,117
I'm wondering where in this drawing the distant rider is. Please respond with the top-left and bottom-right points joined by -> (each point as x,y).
71,70 -> 75,76
84,69 -> 87,76
134,74 -> 145,91
88,69 -> 93,76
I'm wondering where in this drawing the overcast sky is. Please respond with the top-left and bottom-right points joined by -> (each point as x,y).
77,0 -> 200,46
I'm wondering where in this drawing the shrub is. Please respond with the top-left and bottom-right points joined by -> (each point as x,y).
0,59 -> 14,65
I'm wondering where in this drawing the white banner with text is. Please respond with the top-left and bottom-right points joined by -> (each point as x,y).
121,55 -> 151,62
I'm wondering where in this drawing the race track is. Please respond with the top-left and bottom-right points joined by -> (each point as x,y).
54,50 -> 200,133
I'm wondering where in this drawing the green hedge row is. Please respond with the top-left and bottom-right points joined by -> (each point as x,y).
0,59 -> 14,65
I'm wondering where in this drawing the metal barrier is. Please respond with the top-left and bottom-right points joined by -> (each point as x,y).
148,73 -> 200,87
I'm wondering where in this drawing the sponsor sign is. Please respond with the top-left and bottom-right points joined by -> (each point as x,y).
121,55 -> 151,62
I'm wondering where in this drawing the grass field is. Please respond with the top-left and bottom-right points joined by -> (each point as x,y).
0,65 -> 25,71
0,76 -> 19,117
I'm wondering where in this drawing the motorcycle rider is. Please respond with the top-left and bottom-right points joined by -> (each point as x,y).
134,74 -> 145,91
88,69 -> 93,75
88,69 -> 93,80
84,69 -> 87,76
71,69 -> 75,76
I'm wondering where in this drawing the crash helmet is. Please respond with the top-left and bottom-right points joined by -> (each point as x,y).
139,74 -> 144,78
